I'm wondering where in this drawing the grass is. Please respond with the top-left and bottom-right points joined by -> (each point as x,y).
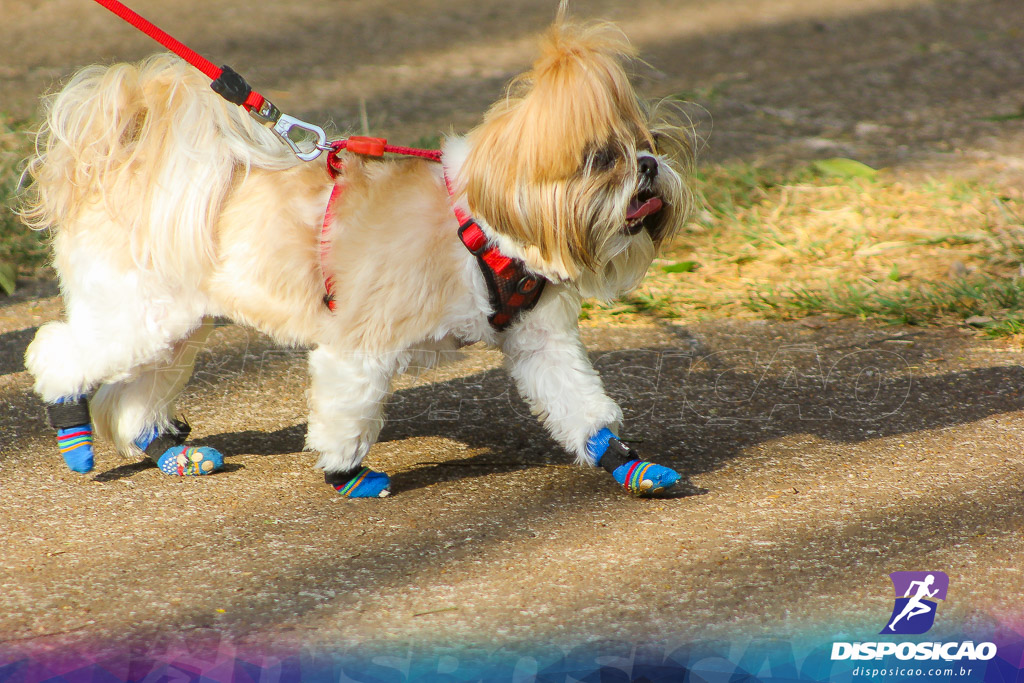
4,111 -> 1024,339
0,115 -> 48,289
583,159 -> 1024,337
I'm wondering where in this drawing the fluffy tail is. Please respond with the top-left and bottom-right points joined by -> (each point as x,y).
21,53 -> 299,281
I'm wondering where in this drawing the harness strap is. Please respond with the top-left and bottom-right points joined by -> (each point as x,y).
457,220 -> 545,331
444,174 -> 547,330
320,157 -> 545,330
321,182 -> 343,312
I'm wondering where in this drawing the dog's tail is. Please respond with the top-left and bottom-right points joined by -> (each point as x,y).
21,54 -> 299,280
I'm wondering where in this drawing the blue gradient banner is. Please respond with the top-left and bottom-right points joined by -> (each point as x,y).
2,627 -> 1023,682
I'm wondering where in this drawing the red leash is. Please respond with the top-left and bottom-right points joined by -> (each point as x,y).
329,138 -> 442,164
91,0 -> 265,112
91,0 -> 446,313
90,0 -> 442,164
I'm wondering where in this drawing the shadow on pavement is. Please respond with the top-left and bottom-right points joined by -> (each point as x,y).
188,328 -> 1024,489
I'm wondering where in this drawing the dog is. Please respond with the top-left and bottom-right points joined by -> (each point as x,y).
22,11 -> 692,497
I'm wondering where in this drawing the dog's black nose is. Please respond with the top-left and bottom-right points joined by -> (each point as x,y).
638,156 -> 659,180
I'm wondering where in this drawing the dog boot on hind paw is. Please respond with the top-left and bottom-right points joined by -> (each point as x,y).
586,428 -> 681,497
325,467 -> 391,498
135,418 -> 224,476
47,396 -> 95,473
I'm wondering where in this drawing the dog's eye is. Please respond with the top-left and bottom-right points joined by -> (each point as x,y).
638,132 -> 661,155
590,148 -> 618,171
649,132 -> 663,153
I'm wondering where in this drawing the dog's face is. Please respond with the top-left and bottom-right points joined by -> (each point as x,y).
459,20 -> 692,300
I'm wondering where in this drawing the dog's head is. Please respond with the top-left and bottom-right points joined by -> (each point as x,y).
457,18 -> 692,300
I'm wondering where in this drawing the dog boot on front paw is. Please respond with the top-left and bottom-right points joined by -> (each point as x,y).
325,467 -> 391,498
610,459 -> 681,496
586,428 -> 681,497
47,396 -> 94,473
135,419 -> 224,476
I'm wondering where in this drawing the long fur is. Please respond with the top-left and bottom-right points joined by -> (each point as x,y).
458,21 -> 691,290
23,54 -> 298,285
22,19 -> 693,473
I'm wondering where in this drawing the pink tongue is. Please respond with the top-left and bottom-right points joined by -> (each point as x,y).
626,197 -> 663,220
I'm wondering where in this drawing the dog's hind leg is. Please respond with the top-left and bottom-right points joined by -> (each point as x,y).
25,256 -> 210,473
27,255 -> 207,403
90,319 -> 223,476
305,346 -> 397,498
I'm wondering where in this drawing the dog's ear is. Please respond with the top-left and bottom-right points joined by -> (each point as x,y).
460,21 -> 648,280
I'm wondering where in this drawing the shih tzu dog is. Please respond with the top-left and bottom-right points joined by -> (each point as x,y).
22,11 -> 692,497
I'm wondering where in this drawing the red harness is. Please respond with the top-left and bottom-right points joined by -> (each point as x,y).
89,0 -> 545,330
452,211 -> 546,331
322,140 -> 546,330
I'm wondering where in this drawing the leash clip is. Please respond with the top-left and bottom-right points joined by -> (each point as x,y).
249,102 -> 329,162
273,114 -> 330,162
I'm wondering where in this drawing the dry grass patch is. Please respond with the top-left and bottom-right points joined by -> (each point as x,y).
584,162 -> 1024,336
0,115 -> 48,291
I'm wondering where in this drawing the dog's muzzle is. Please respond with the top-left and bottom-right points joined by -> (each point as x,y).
624,194 -> 663,235
624,155 -> 665,236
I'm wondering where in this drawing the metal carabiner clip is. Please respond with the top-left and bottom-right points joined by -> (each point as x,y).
249,101 -> 330,162
272,113 -> 330,162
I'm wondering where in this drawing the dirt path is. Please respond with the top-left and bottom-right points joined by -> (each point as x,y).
2,0 -> 1024,672
2,319 -> 1023,655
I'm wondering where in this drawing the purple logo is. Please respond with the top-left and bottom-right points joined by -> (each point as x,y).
880,571 -> 949,635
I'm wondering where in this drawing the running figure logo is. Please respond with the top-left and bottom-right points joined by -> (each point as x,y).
880,571 -> 949,635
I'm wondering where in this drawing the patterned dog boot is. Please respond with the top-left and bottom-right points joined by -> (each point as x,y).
135,418 -> 223,476
47,396 -> 94,473
586,428 -> 681,497
325,467 -> 391,498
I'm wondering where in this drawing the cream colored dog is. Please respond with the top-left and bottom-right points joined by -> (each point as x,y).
23,15 -> 692,497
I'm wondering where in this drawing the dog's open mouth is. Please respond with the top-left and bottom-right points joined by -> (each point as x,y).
624,193 -> 664,236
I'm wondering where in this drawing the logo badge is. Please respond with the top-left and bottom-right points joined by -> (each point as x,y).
880,571 -> 949,635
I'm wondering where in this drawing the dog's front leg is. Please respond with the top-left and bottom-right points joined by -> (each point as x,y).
306,346 -> 395,498
502,288 -> 681,496
502,289 -> 623,462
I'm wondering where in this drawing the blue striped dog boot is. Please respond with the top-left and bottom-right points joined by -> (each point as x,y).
325,467 -> 391,498
47,397 -> 94,473
586,428 -> 680,496
156,446 -> 224,476
135,419 -> 223,476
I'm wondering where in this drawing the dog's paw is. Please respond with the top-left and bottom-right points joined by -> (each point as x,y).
585,428 -> 680,497
325,467 -> 391,498
57,425 -> 95,473
49,397 -> 94,473
610,460 -> 681,497
156,446 -> 224,476
134,419 -> 221,476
